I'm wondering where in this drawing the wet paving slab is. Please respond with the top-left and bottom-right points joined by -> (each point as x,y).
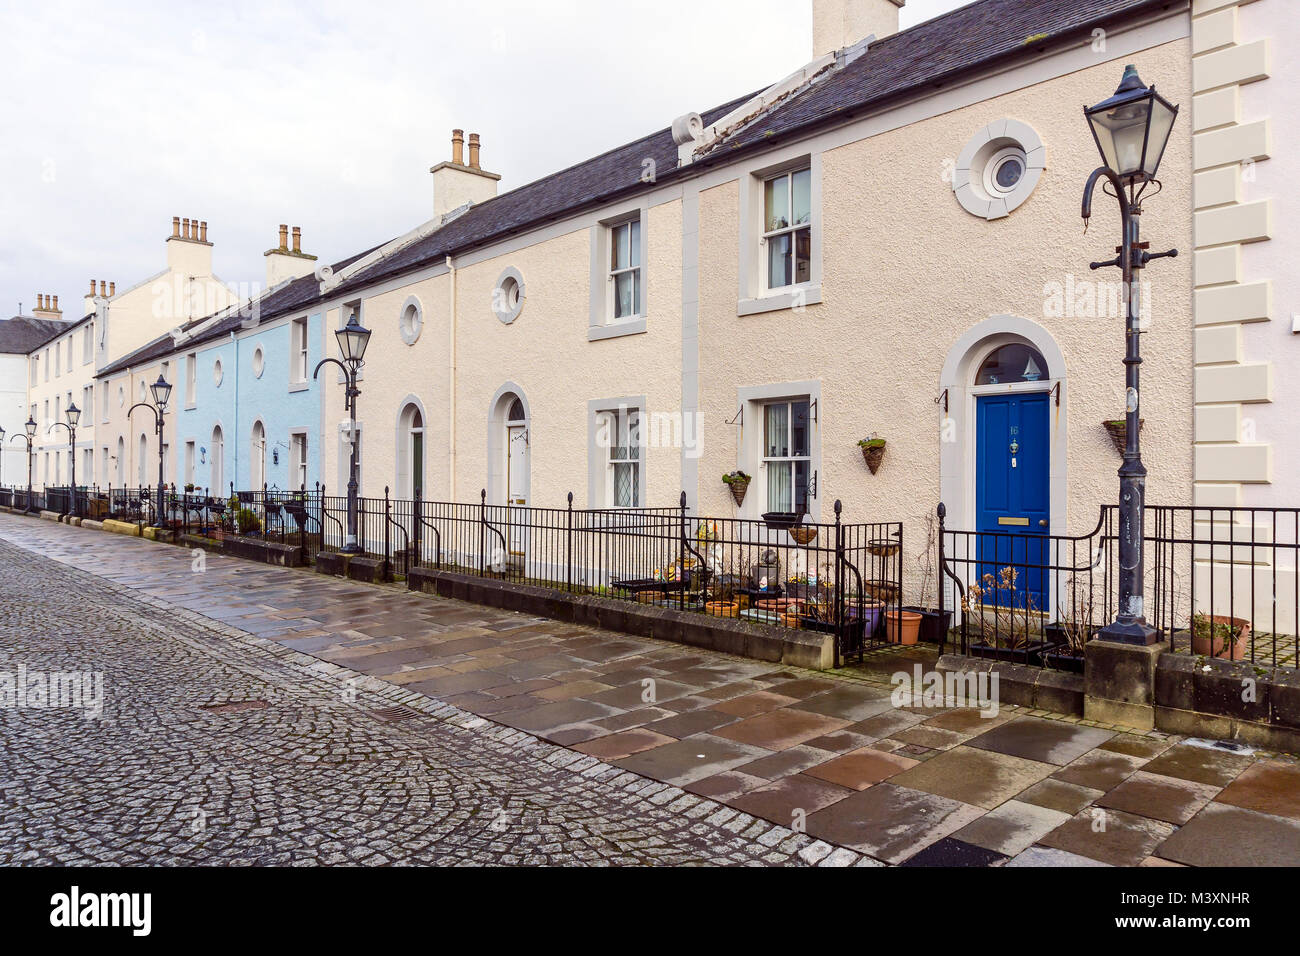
4,512 -> 1300,867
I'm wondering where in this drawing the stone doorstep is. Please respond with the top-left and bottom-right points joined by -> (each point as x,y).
408,566 -> 834,671
936,653 -> 1084,715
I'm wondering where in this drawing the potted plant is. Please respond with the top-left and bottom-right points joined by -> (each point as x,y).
858,435 -> 887,474
963,567 -> 1052,664
705,563 -> 742,618
235,507 -> 261,537
885,608 -> 923,645
1190,612 -> 1250,660
1102,418 -> 1144,455
721,470 -> 751,507
900,511 -> 952,644
1043,570 -> 1094,673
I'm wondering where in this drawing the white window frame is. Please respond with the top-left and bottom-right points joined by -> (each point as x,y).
184,441 -> 196,486
290,316 -> 308,386
738,152 -> 823,316
760,167 -> 812,294
588,209 -> 648,341
185,352 -> 197,407
608,217 -> 642,322
289,429 -> 308,491
761,398 -> 813,516
587,397 -> 646,508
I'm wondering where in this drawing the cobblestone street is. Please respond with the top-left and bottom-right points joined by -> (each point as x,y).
0,528 -> 836,866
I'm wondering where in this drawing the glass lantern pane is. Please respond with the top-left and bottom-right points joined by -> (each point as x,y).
1142,98 -> 1177,178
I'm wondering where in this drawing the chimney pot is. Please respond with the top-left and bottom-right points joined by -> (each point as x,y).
468,133 -> 481,169
53,295 -> 59,311
452,129 -> 465,166
99,281 -> 107,296
292,226 -> 302,254
172,216 -> 181,238
200,220 -> 208,242
109,282 -> 115,296
89,279 -> 96,295
278,224 -> 289,250
182,218 -> 190,239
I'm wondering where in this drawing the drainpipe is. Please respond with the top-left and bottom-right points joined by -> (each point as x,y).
447,255 -> 457,500
231,330 -> 239,492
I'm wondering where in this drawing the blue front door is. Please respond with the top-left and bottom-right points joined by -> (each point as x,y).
976,393 -> 1050,609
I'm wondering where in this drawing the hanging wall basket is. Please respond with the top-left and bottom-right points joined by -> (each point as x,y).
1102,419 -> 1144,455
860,440 -> 887,475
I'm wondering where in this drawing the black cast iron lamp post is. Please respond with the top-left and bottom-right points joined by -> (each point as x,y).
129,374 -> 173,529
49,402 -> 81,517
11,417 -> 38,514
1081,65 -> 1179,645
314,312 -> 372,554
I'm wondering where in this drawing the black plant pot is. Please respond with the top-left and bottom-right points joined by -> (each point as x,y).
902,606 -> 952,645
762,511 -> 804,531
969,639 -> 1052,666
1043,650 -> 1085,674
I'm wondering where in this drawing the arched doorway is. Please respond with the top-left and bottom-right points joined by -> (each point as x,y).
250,420 -> 266,491
939,316 -> 1067,612
396,401 -> 425,500
487,385 -> 530,568
211,425 -> 224,494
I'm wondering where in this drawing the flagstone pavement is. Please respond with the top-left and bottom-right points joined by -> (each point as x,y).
4,513 -> 1300,867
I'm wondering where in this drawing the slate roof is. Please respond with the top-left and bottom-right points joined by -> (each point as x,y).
94,0 -> 1166,375
0,316 -> 75,354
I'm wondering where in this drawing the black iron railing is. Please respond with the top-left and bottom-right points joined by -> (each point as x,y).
939,502 -> 1300,671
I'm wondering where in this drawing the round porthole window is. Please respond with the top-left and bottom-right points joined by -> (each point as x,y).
399,297 -> 423,345
953,119 -> 1045,220
492,267 -> 526,324
252,347 -> 265,379
213,358 -> 224,387
985,147 -> 1027,196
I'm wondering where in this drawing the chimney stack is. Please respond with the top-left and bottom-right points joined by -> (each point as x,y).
264,223 -> 318,287
430,128 -> 501,220
33,294 -> 62,320
812,0 -> 905,57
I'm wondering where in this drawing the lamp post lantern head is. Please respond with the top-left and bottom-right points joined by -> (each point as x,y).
150,374 -> 173,411
66,403 -> 80,427
25,417 -> 37,439
335,311 -> 371,368
1085,64 -> 1179,186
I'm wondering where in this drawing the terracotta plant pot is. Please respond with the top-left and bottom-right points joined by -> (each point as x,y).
705,601 -> 739,618
725,476 -> 750,507
861,442 -> 886,474
1102,419 -> 1144,455
885,609 -> 923,645
1191,614 -> 1250,660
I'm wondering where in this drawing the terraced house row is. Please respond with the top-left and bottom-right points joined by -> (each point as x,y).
2,0 -> 1294,613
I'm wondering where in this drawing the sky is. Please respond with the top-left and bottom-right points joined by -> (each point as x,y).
0,0 -> 974,319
